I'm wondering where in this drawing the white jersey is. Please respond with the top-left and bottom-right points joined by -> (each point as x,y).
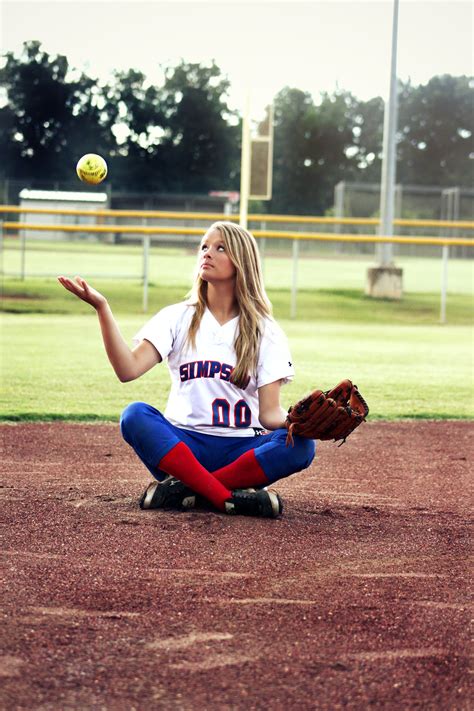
133,302 -> 294,437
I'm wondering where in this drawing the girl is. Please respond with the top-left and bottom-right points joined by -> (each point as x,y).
58,222 -> 315,518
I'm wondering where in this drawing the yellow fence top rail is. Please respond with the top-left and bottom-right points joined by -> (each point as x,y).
0,205 -> 473,230
2,221 -> 472,247
0,206 -> 238,221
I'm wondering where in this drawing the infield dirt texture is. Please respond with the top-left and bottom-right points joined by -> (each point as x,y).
1,420 -> 471,710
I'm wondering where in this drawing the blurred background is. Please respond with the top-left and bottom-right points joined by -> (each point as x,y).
0,0 -> 472,217
1,1 -> 473,422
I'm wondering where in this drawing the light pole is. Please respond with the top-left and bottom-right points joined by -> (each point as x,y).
378,0 -> 400,266
366,0 -> 403,299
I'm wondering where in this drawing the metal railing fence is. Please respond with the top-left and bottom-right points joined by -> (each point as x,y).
2,215 -> 472,323
1,204 -> 473,231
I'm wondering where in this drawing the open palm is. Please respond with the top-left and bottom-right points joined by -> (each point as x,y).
57,276 -> 107,310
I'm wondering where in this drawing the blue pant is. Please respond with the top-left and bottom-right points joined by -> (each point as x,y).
120,401 -> 316,484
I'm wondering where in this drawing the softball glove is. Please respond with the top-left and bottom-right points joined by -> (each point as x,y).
285,379 -> 369,446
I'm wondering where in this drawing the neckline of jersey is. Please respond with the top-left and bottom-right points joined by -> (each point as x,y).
205,307 -> 240,329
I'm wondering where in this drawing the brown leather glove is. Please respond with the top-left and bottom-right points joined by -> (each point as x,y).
285,379 -> 369,446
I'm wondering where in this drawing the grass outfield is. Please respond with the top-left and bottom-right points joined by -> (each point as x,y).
2,313 -> 473,421
2,246 -> 473,421
3,239 -> 474,294
3,277 -> 473,326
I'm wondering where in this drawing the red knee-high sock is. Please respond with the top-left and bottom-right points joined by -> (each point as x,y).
158,442 -> 231,511
211,449 -> 270,489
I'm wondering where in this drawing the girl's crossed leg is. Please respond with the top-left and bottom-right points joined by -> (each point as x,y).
120,401 -> 315,512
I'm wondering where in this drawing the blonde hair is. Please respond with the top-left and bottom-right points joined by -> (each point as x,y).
187,221 -> 273,389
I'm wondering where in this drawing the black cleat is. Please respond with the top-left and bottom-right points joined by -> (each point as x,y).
139,476 -> 197,511
224,489 -> 283,518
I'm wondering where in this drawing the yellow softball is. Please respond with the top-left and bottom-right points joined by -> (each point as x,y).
76,153 -> 108,185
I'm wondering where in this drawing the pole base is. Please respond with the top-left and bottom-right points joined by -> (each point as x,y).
365,266 -> 403,300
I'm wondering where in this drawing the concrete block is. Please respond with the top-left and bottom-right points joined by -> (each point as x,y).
365,266 -> 403,300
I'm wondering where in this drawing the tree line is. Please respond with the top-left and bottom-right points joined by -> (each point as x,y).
0,41 -> 472,214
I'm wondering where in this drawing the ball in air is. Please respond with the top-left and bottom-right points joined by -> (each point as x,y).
76,153 -> 108,185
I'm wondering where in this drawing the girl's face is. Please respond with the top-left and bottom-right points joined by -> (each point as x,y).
198,228 -> 236,284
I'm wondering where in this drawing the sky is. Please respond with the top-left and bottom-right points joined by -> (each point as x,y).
1,0 -> 472,117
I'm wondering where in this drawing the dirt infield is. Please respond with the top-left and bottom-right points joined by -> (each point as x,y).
1,421 -> 472,710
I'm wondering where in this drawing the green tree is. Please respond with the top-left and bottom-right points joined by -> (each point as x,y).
99,68 -> 166,190
351,96 -> 384,183
2,42 -> 470,208
351,76 -> 473,189
270,87 -> 315,214
0,41 -> 111,181
158,60 -> 240,192
396,75 -> 473,186
270,87 -> 358,214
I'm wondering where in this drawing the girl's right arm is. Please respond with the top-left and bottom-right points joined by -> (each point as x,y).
57,276 -> 161,382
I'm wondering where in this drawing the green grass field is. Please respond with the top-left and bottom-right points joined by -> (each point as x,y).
2,242 -> 473,422
2,311 -> 473,422
3,278 -> 474,325
3,238 -> 474,295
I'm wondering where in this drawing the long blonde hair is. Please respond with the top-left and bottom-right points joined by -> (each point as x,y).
187,222 -> 273,389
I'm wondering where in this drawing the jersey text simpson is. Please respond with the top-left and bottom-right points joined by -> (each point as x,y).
180,360 -> 233,382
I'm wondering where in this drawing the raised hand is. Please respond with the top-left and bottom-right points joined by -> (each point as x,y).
57,276 -> 107,310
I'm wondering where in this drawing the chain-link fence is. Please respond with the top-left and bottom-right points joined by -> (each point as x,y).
2,178 -> 472,264
0,178 -> 232,213
334,181 -> 474,259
